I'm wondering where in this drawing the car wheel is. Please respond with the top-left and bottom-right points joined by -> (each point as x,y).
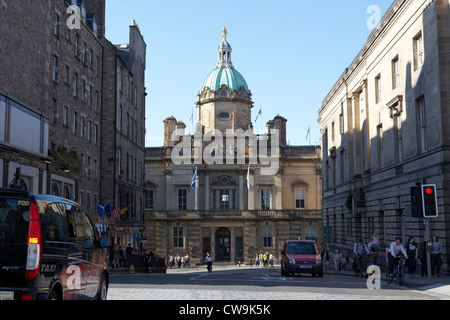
47,289 -> 59,301
95,274 -> 108,300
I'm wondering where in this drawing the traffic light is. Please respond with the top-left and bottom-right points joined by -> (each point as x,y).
410,186 -> 422,218
422,184 -> 438,218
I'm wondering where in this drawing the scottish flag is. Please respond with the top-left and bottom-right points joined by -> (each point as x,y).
191,168 -> 198,190
255,108 -> 262,123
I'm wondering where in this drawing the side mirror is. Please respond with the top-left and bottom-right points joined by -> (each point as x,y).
99,237 -> 111,248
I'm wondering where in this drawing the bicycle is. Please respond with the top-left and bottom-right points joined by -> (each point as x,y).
354,254 -> 367,279
388,256 -> 407,286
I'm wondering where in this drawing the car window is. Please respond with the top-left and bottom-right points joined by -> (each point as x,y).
71,208 -> 96,248
287,242 -> 317,254
38,201 -> 73,242
0,197 -> 30,244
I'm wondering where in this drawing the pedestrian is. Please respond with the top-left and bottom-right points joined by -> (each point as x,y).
431,235 -> 442,277
112,244 -> 120,269
205,253 -> 212,273
333,250 -> 342,272
255,255 -> 259,267
406,236 -> 419,278
419,239 -> 428,277
269,254 -> 274,267
353,239 -> 369,273
368,234 -> 380,265
185,254 -> 190,267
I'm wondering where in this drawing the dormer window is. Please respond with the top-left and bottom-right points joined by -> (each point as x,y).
220,91 -> 228,97
74,0 -> 86,23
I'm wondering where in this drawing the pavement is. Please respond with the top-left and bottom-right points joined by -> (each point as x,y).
324,266 -> 450,298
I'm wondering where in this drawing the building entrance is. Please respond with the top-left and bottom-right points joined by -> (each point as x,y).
216,228 -> 231,261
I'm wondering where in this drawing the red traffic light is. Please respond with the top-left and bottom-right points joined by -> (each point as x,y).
425,188 -> 433,195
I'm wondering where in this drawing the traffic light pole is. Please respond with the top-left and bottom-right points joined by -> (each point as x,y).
424,219 -> 432,280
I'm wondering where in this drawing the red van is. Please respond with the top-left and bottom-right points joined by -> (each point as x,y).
281,240 -> 323,277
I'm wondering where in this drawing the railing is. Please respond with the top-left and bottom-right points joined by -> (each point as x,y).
145,146 -> 321,161
145,209 -> 322,220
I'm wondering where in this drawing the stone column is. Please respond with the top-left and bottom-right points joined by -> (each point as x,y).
230,227 -> 236,263
238,170 -> 244,210
205,169 -> 210,210
210,227 -> 216,261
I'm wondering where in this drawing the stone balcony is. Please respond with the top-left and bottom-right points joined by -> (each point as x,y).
144,209 -> 322,221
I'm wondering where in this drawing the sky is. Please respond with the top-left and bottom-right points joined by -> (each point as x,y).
104,0 -> 393,147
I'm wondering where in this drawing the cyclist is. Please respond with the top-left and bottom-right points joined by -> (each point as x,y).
353,239 -> 369,276
388,237 -> 408,276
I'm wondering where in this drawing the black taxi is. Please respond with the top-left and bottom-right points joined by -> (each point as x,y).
0,188 -> 110,300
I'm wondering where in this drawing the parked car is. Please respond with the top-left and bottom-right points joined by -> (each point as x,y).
281,240 -> 323,277
0,188 -> 110,300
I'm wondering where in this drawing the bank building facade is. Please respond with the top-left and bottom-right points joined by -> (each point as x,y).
143,29 -> 322,265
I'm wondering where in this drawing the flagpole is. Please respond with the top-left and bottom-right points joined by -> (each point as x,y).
196,167 -> 199,211
260,106 -> 263,135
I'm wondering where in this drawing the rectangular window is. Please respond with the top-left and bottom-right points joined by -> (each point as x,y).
63,106 -> 68,126
414,32 -> 424,70
173,227 -> 184,248
80,116 -> 85,138
73,112 -> 77,134
74,33 -> 80,57
375,74 -> 381,104
339,113 -> 344,135
377,124 -> 384,169
394,114 -> 403,163
94,124 -> 98,144
144,190 -> 154,210
416,96 -> 427,153
392,56 -> 400,89
262,227 -> 273,248
331,121 -> 335,142
295,189 -> 306,209
73,73 -> 78,97
261,188 -> 271,210
88,121 -> 92,141
212,189 -> 236,209
178,189 -> 187,211
65,65 -> 70,84
82,79 -> 87,103
52,56 -> 59,82
53,13 -> 61,37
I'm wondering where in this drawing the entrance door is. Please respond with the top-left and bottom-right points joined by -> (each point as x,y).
215,228 -> 231,261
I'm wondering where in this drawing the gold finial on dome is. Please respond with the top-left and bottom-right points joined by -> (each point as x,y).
221,26 -> 227,39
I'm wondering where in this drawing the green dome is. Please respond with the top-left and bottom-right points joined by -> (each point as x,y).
201,66 -> 249,93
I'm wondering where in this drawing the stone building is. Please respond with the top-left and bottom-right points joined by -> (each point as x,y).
99,21 -> 147,248
144,29 -> 322,265
0,0 -> 105,208
0,0 -> 146,247
318,0 -> 450,271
